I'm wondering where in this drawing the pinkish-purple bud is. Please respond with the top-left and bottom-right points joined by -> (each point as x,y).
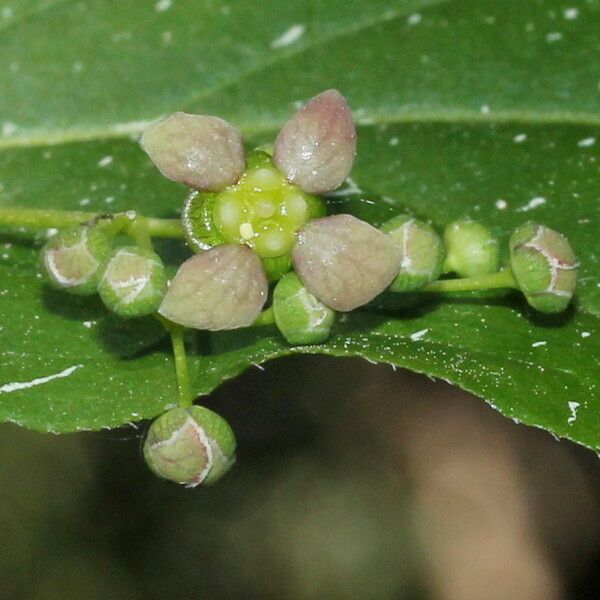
274,90 -> 356,194
292,214 -> 401,311
158,245 -> 268,330
140,112 -> 245,191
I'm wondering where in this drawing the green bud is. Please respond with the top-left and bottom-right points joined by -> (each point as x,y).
381,215 -> 444,292
443,219 -> 500,277
273,272 -> 335,345
245,149 -> 274,170
262,253 -> 292,282
509,222 -> 578,313
98,246 -> 167,318
41,224 -> 112,295
143,406 -> 236,487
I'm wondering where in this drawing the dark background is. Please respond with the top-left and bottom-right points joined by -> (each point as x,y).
1,356 -> 599,599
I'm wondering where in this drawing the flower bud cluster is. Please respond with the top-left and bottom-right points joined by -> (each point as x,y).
142,88 -> 578,346
37,89 -> 581,488
41,218 -> 167,318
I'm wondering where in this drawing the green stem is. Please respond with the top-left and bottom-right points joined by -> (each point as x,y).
126,218 -> 153,250
155,315 -> 193,408
0,207 -> 184,240
0,207 -> 97,229
144,217 -> 184,239
170,325 -> 193,408
420,269 -> 518,293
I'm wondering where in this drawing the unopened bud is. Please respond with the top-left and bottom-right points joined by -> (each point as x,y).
510,222 -> 578,313
443,219 -> 500,277
381,215 -> 444,291
42,225 -> 112,295
98,247 -> 167,317
144,406 -> 236,487
273,273 -> 335,345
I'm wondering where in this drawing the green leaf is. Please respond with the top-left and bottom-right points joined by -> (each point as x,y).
0,0 -> 598,448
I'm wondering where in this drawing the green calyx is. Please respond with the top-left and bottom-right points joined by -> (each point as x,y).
509,222 -> 578,313
381,214 -> 444,292
262,253 -> 293,282
443,219 -> 500,278
143,406 -> 237,487
181,190 -> 226,252
98,246 -> 167,318
41,224 -> 112,295
182,150 -> 326,271
273,272 -> 335,345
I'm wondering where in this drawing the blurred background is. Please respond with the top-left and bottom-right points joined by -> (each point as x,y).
1,357 -> 599,599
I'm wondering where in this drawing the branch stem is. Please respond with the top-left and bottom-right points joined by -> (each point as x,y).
0,207 -> 184,240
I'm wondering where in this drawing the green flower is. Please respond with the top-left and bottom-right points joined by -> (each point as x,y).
142,90 -> 402,327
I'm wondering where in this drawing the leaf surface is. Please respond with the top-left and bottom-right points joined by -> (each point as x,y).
0,0 -> 598,446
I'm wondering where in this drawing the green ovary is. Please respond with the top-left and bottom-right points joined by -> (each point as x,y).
212,162 -> 319,259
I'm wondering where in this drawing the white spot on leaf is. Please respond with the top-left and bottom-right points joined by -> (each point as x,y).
271,24 -> 305,49
577,137 -> 596,148
155,0 -> 172,12
410,328 -> 429,341
567,401 -> 580,425
0,365 -> 83,394
517,196 -> 546,212
2,122 -> 17,137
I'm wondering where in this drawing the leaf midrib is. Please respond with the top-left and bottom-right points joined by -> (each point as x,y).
1,108 -> 599,152
3,0 -> 599,152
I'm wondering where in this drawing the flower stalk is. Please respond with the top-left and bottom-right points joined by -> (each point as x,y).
420,269 -> 518,293
156,316 -> 193,408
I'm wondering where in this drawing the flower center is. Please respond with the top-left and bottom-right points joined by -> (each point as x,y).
212,152 -> 321,258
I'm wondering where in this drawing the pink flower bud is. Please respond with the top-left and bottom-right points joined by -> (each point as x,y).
274,90 -> 356,194
158,245 -> 268,330
292,214 -> 401,311
140,112 -> 245,191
